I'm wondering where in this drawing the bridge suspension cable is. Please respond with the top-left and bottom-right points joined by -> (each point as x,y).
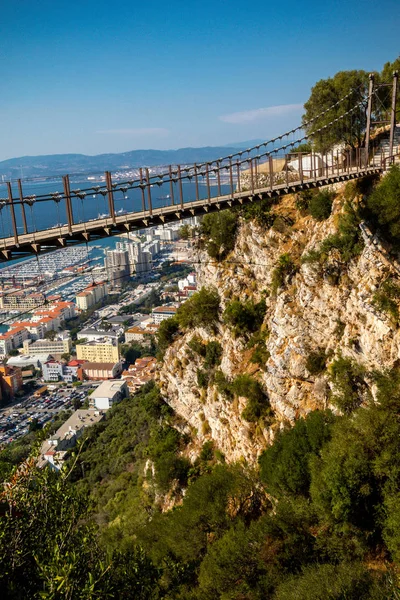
0,73 -> 397,261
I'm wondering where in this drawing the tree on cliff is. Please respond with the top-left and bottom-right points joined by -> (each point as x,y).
302,56 -> 400,152
302,70 -> 370,152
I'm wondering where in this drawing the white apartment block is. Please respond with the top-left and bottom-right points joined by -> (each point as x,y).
0,326 -> 30,358
151,305 -> 178,324
76,282 -> 108,311
22,337 -> 72,356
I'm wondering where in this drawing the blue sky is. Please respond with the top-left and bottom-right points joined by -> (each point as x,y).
0,0 -> 399,160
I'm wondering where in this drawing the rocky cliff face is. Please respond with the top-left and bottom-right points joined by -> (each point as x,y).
158,182 -> 400,464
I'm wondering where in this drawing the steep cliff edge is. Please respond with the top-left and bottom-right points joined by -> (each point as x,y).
158,180 -> 400,463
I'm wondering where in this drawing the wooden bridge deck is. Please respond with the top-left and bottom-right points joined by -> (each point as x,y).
0,164 -> 383,262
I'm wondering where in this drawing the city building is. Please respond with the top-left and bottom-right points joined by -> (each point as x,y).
30,301 -> 76,331
7,301 -> 76,345
0,291 -> 45,312
151,305 -> 178,324
38,409 -> 105,470
90,379 -> 128,410
65,359 -> 88,381
130,242 -> 152,275
0,364 -> 23,403
10,320 -> 47,341
76,339 -> 120,363
154,226 -> 179,242
42,358 -> 88,383
178,272 -> 197,291
42,360 -> 64,382
22,337 -> 72,357
104,248 -> 130,288
0,325 -> 30,357
81,361 -> 123,380
6,354 -> 53,369
121,357 -> 157,393
125,323 -> 159,344
75,282 -> 108,311
77,327 -> 120,344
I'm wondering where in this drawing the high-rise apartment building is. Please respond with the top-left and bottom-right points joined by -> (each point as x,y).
104,249 -> 130,288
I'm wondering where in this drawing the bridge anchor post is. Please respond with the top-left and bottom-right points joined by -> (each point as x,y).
365,73 -> 374,167
389,71 -> 398,164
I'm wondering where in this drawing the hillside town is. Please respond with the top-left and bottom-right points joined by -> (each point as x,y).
0,220 -> 198,461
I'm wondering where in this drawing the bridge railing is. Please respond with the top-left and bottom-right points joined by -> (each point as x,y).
0,147 -> 382,247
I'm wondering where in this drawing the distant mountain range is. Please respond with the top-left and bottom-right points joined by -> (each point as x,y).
0,141 -> 266,180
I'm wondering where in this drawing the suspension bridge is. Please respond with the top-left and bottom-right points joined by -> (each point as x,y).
0,72 -> 398,262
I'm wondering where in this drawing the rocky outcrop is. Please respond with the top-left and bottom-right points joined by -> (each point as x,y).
158,183 -> 400,463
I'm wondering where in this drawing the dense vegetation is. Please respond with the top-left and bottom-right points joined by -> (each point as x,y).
302,57 -> 399,151
366,164 -> 400,246
223,298 -> 266,338
296,188 -> 335,220
3,58 -> 400,599
200,211 -> 238,260
3,371 -> 400,598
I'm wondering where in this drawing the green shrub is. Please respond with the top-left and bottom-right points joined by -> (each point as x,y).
214,370 -> 233,399
272,215 -> 289,233
329,356 -> 366,414
259,410 -> 336,497
308,189 -> 335,221
271,254 -> 298,294
365,164 -> 400,245
154,453 -> 190,492
301,249 -> 321,264
248,330 -> 270,368
200,211 -> 238,260
232,374 -> 270,422
319,202 -> 363,263
250,344 -> 270,367
204,341 -> 223,368
177,287 -> 220,329
187,335 -> 206,357
240,198 -> 275,226
199,441 -> 214,462
372,278 -> 400,322
223,298 -> 266,337
306,348 -> 327,375
295,189 -> 314,212
156,316 -> 179,356
197,369 -> 209,389
274,562 -> 377,600
294,142 -> 312,153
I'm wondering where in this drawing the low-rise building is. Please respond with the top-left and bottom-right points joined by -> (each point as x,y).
65,359 -> 88,382
151,305 -> 178,324
0,325 -> 30,357
81,361 -> 123,380
124,323 -> 159,344
121,357 -> 157,393
22,337 -> 72,357
42,360 -> 64,382
90,379 -> 128,410
42,358 -> 88,383
6,354 -> 53,369
76,339 -> 120,363
75,282 -> 108,311
77,328 -> 120,344
0,364 -> 23,403
38,409 -> 105,470
0,291 -> 45,312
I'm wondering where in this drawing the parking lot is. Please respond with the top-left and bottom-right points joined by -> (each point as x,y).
0,386 -> 92,446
